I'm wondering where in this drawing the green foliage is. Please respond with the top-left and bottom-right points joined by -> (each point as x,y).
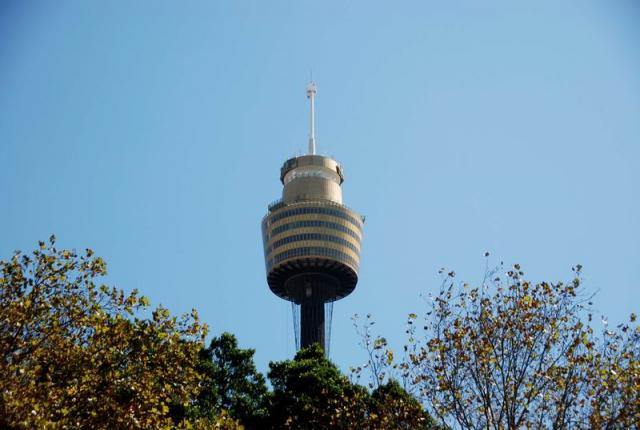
184,333 -> 268,429
267,344 -> 439,429
370,380 -> 440,430
267,344 -> 371,429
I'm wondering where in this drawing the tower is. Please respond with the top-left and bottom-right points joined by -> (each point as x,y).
261,82 -> 363,353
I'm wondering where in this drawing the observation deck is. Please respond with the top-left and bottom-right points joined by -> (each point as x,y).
262,198 -> 363,303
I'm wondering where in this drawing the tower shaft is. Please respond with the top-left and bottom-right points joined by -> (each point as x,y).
286,273 -> 337,350
300,300 -> 325,349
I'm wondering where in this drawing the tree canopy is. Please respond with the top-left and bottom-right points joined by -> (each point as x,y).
178,332 -> 269,429
4,239 -> 637,429
356,264 -> 640,429
0,237 -> 237,429
267,344 -> 439,429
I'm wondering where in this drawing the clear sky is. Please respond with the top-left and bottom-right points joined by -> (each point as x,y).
1,1 -> 639,374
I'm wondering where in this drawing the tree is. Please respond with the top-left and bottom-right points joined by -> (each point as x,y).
184,332 -> 268,429
369,380 -> 439,430
0,237 -> 232,429
266,344 -> 439,429
585,311 -> 640,428
267,344 -> 370,429
357,264 -> 640,429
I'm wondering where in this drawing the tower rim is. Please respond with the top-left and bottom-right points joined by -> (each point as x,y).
266,259 -> 358,303
279,154 -> 344,185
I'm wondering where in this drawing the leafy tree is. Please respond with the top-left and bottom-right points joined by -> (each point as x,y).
370,380 -> 439,430
266,344 -> 439,429
356,264 -> 640,429
184,332 -> 268,429
267,344 -> 371,429
0,237 -> 240,429
585,311 -> 640,428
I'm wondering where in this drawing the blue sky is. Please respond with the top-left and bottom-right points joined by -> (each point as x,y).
1,1 -> 639,374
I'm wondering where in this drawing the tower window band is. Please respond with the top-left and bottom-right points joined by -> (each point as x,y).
269,206 -> 362,228
268,247 -> 359,272
265,233 -> 360,255
267,220 -> 361,241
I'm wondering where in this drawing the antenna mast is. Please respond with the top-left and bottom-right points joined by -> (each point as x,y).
306,81 -> 317,155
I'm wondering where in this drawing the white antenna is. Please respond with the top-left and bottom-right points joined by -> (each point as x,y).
306,81 -> 317,155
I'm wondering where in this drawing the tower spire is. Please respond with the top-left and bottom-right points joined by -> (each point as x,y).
306,81 -> 317,155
